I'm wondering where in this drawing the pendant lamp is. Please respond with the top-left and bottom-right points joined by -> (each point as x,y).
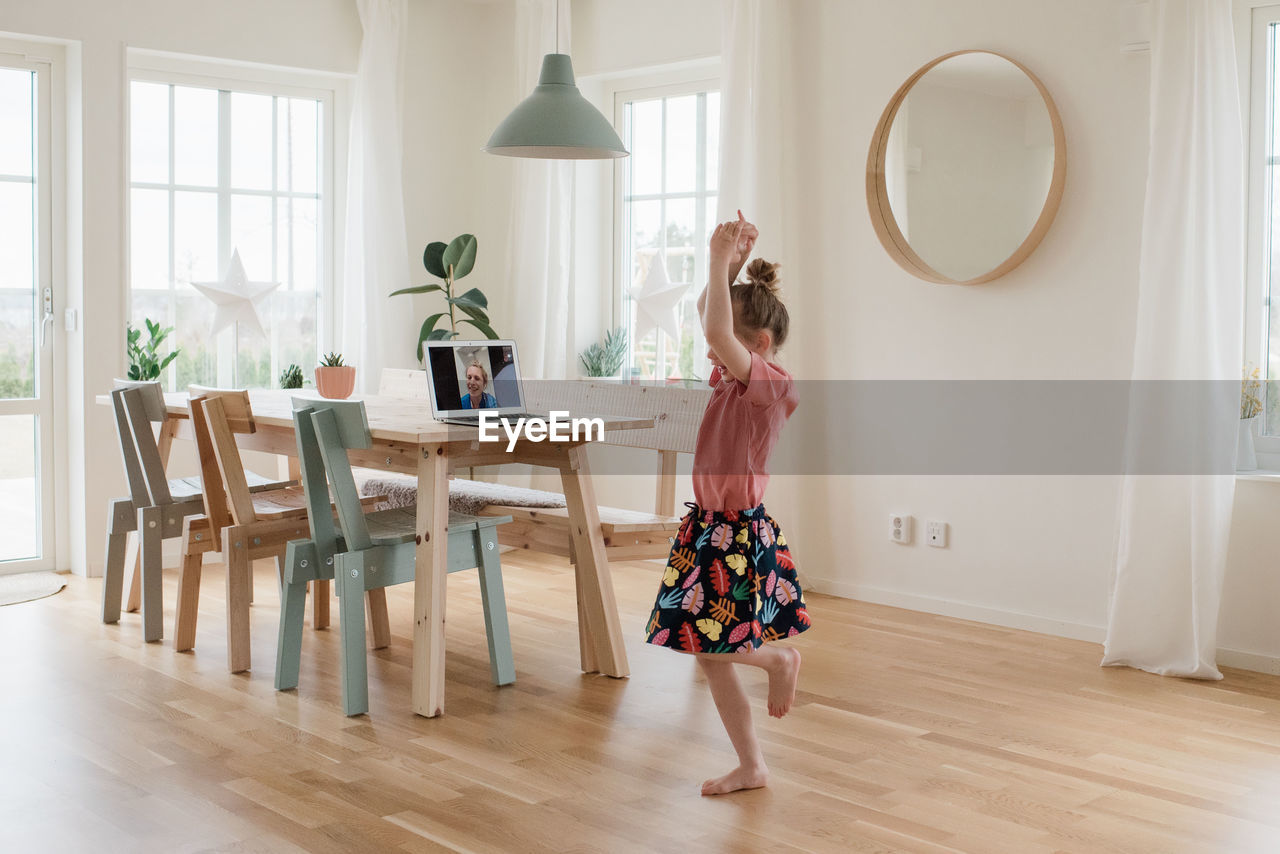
485,53 -> 628,159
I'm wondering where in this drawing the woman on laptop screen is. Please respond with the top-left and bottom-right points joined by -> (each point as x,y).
460,362 -> 498,409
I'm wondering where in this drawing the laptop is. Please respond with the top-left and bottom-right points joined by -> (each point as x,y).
423,339 -> 537,426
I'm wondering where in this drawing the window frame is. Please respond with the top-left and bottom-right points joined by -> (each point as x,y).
1243,2 -> 1280,464
125,50 -> 346,389
607,64 -> 720,382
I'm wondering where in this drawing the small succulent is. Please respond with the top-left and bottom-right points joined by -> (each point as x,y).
319,352 -> 346,368
280,363 -> 304,389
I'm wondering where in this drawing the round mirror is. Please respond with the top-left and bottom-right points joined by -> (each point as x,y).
866,51 -> 1066,284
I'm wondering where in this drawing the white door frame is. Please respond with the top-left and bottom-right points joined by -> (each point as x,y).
0,49 -> 58,575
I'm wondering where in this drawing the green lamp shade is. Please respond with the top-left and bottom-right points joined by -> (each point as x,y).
485,54 -> 629,159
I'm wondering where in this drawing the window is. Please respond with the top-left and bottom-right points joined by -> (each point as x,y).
128,73 -> 330,390
1246,6 -> 1280,455
616,81 -> 720,381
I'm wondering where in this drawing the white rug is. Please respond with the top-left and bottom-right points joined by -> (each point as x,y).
0,571 -> 67,607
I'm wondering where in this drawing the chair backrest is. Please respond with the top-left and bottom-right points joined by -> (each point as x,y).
289,400 -> 342,562
188,385 -> 257,433
110,386 -> 155,507
111,380 -> 173,506
114,378 -> 168,421
378,367 -> 430,399
190,389 -> 258,529
292,398 -> 374,553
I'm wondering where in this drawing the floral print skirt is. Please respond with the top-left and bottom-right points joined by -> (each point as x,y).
644,503 -> 811,654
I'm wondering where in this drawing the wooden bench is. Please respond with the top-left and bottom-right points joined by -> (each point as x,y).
373,369 -> 709,562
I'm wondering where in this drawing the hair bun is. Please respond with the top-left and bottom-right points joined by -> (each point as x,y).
744,258 -> 781,294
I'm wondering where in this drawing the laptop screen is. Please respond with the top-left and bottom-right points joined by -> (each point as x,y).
425,341 -> 522,414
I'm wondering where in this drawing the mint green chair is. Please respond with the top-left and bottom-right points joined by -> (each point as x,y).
276,398 -> 516,716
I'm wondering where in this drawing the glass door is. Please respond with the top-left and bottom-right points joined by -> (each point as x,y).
0,56 -> 55,574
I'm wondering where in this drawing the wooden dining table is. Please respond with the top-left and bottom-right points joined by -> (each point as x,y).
101,389 -> 653,717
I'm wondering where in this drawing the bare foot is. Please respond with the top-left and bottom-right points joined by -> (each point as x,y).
701,764 -> 769,796
767,647 -> 801,718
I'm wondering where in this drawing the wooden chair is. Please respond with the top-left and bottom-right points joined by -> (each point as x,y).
174,387 -> 381,673
277,398 -> 516,716
101,381 -> 205,642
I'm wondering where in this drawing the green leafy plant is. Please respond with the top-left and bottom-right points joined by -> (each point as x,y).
319,352 -> 346,368
280,363 -> 304,389
126,318 -> 179,381
579,327 -> 627,377
391,233 -> 498,363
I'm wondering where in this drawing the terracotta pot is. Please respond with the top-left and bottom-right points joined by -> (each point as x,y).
315,365 -> 356,399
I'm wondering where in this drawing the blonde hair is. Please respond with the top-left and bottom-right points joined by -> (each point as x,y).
732,258 -> 790,349
466,361 -> 489,387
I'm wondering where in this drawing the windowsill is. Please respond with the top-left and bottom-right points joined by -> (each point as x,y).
1237,468 -> 1280,482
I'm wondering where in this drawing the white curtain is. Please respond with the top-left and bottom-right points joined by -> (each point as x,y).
1102,0 -> 1244,678
503,0 -> 574,379
716,0 -> 792,254
341,0 -> 416,392
718,0 -> 821,592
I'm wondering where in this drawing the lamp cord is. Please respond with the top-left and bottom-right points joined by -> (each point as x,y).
555,0 -> 560,54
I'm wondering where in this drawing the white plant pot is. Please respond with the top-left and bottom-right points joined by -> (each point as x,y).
1236,417 -> 1258,472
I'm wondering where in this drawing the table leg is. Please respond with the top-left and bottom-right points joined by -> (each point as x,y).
312,580 -> 331,629
560,445 -> 629,678
412,444 -> 449,717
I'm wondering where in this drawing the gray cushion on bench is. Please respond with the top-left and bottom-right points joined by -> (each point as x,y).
354,469 -> 567,515
448,479 -> 568,515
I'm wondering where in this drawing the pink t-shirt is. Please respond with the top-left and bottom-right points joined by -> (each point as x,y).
692,352 -> 798,511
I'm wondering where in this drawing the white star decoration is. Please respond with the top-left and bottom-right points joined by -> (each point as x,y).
191,249 -> 281,340
629,251 -> 688,343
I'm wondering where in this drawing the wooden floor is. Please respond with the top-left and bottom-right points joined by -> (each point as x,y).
5,555 -> 1280,854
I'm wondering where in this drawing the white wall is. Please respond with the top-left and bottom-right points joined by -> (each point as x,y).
572,0 -> 720,77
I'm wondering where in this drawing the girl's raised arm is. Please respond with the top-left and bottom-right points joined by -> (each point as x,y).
697,210 -> 756,320
703,219 -> 754,382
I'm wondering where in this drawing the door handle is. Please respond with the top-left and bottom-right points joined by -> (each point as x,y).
39,286 -> 53,347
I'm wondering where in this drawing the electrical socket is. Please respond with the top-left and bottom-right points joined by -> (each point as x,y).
889,514 -> 912,544
926,520 -> 948,548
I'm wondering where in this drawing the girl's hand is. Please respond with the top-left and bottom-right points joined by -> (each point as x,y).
711,211 -> 759,274
709,219 -> 744,271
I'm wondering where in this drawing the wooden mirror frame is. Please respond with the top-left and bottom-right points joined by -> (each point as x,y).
866,50 -> 1067,285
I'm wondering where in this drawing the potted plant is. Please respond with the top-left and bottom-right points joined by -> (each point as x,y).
126,318 -> 179,381
279,363 -> 304,389
391,234 -> 499,363
315,352 -> 356,399
1239,366 -> 1263,472
579,327 -> 627,379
